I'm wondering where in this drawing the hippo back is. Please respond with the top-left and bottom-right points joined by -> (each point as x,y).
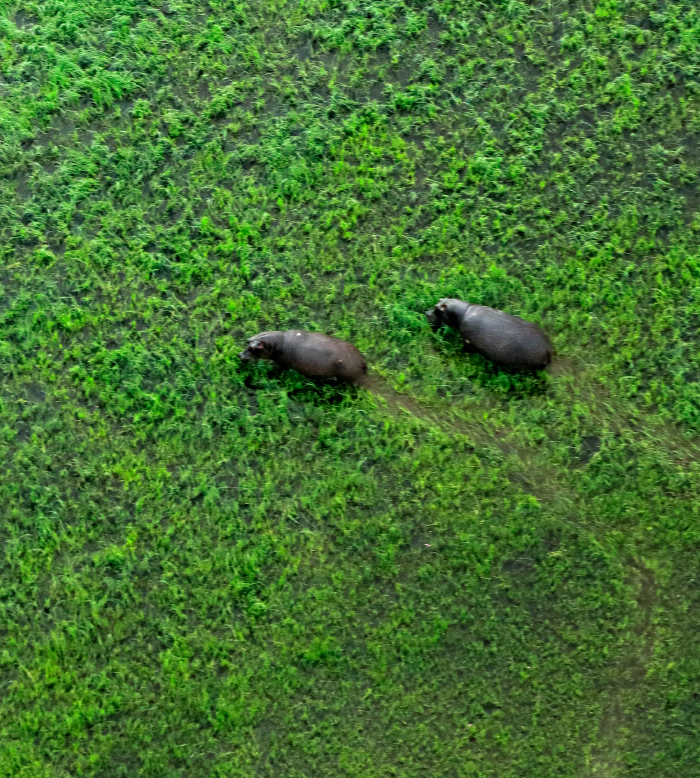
459,306 -> 552,369
279,331 -> 367,380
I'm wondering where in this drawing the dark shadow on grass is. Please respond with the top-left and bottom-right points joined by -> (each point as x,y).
284,376 -> 363,406
432,327 -> 551,398
238,360 -> 362,406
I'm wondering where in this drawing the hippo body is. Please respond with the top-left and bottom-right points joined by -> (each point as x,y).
239,330 -> 367,382
426,298 -> 552,370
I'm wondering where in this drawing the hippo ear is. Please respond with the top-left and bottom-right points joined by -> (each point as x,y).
437,301 -> 447,311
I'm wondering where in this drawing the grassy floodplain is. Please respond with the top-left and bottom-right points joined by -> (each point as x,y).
2,0 -> 700,775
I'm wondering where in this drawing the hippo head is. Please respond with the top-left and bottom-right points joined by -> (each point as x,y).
426,298 -> 464,328
238,331 -> 284,362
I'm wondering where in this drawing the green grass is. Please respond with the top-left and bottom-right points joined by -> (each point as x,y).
2,0 -> 700,775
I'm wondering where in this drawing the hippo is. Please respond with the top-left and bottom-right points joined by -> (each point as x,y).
425,298 -> 553,370
239,330 -> 368,382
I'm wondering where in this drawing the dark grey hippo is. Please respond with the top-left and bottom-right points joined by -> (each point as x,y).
239,330 -> 368,382
426,298 -> 553,370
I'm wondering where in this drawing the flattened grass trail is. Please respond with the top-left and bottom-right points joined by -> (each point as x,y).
2,1 -> 700,776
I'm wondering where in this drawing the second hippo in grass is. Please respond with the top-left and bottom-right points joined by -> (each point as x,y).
426,298 -> 553,370
239,330 -> 368,382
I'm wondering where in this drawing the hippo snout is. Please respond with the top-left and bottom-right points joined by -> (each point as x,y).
425,308 -> 437,325
238,348 -> 253,361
